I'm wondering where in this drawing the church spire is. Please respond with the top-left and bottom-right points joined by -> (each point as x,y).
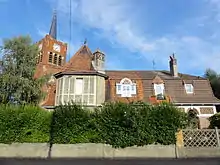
49,10 -> 57,39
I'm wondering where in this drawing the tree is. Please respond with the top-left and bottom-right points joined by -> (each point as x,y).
0,35 -> 47,105
204,68 -> 220,99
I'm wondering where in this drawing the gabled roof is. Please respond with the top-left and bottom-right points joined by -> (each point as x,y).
62,45 -> 95,72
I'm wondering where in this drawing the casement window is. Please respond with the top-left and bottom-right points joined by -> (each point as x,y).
75,78 -> 83,94
116,78 -> 136,97
185,84 -> 194,94
154,84 -> 164,96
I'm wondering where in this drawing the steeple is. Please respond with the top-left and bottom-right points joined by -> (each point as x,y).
49,10 -> 57,39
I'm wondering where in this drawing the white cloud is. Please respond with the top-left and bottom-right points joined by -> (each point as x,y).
47,0 -> 155,52
45,0 -> 220,74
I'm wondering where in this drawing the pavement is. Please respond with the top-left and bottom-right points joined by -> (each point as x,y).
0,158 -> 220,165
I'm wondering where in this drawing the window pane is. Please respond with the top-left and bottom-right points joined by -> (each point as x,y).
131,84 -> 136,95
69,95 -> 74,104
69,78 -> 75,94
75,78 -> 83,94
84,77 -> 89,93
89,77 -> 94,93
116,84 -> 121,94
63,95 -> 69,104
58,95 -> 62,105
154,84 -> 164,95
83,95 -> 88,105
89,95 -> 94,104
56,79 -> 60,96
185,84 -> 193,93
75,95 -> 82,103
59,78 -> 63,94
63,77 -> 70,94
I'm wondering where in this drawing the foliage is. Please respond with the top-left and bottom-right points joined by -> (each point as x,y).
0,104 -> 51,143
204,68 -> 220,100
0,35 -> 48,105
51,102 -> 187,148
209,113 -> 220,129
0,102 -> 188,148
187,109 -> 200,129
50,103 -> 102,144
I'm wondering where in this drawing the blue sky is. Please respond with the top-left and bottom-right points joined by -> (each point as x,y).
1,0 -> 220,76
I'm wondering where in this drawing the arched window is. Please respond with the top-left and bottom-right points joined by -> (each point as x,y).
58,56 -> 62,66
116,78 -> 136,97
54,54 -> 57,65
48,52 -> 53,63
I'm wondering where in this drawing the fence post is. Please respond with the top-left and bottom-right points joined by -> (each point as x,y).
176,130 -> 184,148
215,127 -> 220,147
175,129 -> 184,159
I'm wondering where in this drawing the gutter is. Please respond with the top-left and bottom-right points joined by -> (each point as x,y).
174,103 -> 220,106
41,106 -> 55,110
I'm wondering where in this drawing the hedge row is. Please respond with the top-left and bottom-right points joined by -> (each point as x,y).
0,104 -> 51,143
0,102 -> 188,148
209,112 -> 220,128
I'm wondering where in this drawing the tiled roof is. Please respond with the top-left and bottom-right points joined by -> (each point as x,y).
105,70 -> 220,104
62,45 -> 95,72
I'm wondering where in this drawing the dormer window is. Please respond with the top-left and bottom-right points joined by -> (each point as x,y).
154,83 -> 165,99
185,84 -> 194,94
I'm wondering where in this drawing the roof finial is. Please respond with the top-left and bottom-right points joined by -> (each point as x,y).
172,52 -> 175,58
49,9 -> 57,39
84,38 -> 87,45
152,59 -> 156,70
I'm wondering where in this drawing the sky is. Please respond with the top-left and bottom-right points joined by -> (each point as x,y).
1,0 -> 220,76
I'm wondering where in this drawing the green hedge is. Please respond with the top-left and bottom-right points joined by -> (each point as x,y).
51,102 -> 187,148
209,113 -> 220,128
0,104 -> 52,143
0,102 -> 188,148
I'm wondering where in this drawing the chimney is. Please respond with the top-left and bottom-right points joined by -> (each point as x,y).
169,53 -> 178,77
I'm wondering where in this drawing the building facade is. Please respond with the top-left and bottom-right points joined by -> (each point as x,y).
35,12 -> 220,128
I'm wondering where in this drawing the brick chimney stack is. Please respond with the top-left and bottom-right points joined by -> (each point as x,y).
169,53 -> 178,77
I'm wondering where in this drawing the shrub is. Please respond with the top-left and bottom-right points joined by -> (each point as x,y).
0,104 -> 51,143
0,102 -> 188,148
209,113 -> 220,128
149,103 -> 187,145
94,102 -> 187,148
50,103 -> 102,144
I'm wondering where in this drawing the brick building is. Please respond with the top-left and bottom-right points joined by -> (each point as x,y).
35,12 -> 220,128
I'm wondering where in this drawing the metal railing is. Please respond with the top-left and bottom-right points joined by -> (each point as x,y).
182,127 -> 220,147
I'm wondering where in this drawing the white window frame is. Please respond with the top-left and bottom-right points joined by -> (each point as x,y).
75,78 -> 83,95
116,78 -> 136,97
185,84 -> 194,94
154,83 -> 164,96
55,76 -> 96,106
